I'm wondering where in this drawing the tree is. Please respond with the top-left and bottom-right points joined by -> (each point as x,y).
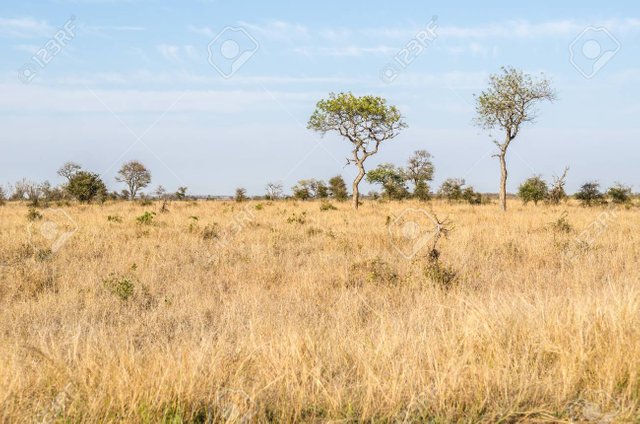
328,175 -> 348,201
265,182 -> 283,200
57,161 -> 82,181
308,92 -> 407,209
547,167 -> 569,205
404,150 -> 435,200
366,163 -> 409,200
462,186 -> 483,205
438,178 -> 465,202
575,181 -> 605,207
518,176 -> 548,205
0,186 -> 6,206
66,171 -> 107,203
235,187 -> 248,202
607,183 -> 632,204
116,161 -> 151,200
474,67 -> 556,211
175,186 -> 188,201
313,180 -> 329,199
11,179 -> 44,206
292,181 -> 312,200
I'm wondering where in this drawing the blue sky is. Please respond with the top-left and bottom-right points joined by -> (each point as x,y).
1,0 -> 639,196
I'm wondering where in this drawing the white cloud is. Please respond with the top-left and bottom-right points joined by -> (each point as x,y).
156,44 -> 181,62
0,17 -> 51,38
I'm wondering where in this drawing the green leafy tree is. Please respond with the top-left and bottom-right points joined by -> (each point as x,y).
292,181 -> 312,200
575,181 -> 605,207
474,67 -> 556,211
404,150 -> 434,200
116,160 -> 151,200
328,175 -> 348,201
67,171 -> 107,203
438,178 -> 465,202
462,186 -> 483,205
308,92 -> 407,209
518,176 -> 548,205
607,183 -> 632,204
366,163 -> 409,200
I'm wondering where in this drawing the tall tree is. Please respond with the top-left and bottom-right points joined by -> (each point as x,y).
404,150 -> 435,200
308,92 -> 406,209
116,160 -> 151,200
474,67 -> 555,211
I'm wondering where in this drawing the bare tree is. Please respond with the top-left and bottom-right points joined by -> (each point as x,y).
57,161 -> 82,181
547,167 -> 569,205
308,92 -> 407,210
474,67 -> 556,211
116,160 -> 151,200
265,182 -> 283,200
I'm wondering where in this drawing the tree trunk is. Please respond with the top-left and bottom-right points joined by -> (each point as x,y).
352,163 -> 366,210
498,152 -> 508,212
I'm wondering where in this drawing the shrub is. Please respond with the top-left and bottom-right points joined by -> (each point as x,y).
549,211 -> 572,233
66,171 -> 107,203
349,258 -> 398,286
107,215 -> 123,223
320,201 -> 337,211
438,178 -> 465,202
366,163 -> 409,200
103,272 -> 136,301
518,176 -> 548,205
462,186 -> 482,205
575,182 -> 606,207
0,186 -> 5,206
26,208 -> 43,221
136,211 -> 156,225
201,223 -> 220,240
607,183 -> 632,204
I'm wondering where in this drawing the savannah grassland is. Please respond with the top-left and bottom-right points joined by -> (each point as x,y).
1,199 -> 639,423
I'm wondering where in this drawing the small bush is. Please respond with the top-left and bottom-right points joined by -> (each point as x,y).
27,208 -> 43,222
607,183 -> 632,204
103,272 -> 136,301
107,215 -> 122,223
287,212 -> 307,224
201,223 -> 220,240
349,258 -> 398,286
320,201 -> 337,211
136,211 -> 156,225
549,212 -> 572,234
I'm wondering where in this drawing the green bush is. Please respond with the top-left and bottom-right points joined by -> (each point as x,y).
136,211 -> 156,225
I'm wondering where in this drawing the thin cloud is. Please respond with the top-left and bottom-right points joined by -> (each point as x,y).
0,17 -> 52,38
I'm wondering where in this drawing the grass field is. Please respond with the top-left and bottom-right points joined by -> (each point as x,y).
1,199 -> 639,422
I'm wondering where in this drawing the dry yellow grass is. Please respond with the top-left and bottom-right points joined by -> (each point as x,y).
0,199 -> 639,422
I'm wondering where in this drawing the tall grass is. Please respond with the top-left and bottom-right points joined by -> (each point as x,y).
0,200 -> 638,422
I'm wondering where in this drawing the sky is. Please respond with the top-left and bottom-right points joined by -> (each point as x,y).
1,0 -> 639,196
